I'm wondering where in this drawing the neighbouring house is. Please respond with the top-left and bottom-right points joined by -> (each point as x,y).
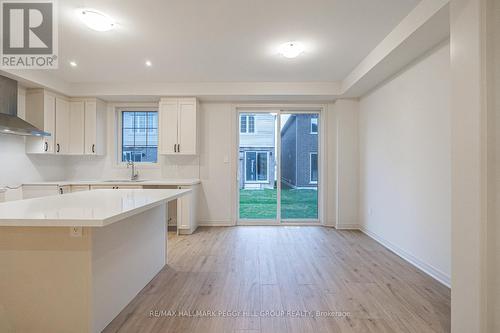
239,113 -> 276,189
280,114 -> 318,189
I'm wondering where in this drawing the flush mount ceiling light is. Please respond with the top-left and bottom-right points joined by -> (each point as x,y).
145,60 -> 152,67
278,41 -> 305,59
78,9 -> 115,32
69,61 -> 77,67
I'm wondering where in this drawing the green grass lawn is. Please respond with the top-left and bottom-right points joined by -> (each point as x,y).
239,187 -> 318,220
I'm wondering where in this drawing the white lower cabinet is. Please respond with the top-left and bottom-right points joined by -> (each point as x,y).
70,185 -> 90,192
22,185 -> 70,199
90,185 -> 143,190
176,184 -> 199,234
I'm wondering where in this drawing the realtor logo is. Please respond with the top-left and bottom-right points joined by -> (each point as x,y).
1,0 -> 58,68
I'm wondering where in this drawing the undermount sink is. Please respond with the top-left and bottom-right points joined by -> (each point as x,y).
102,179 -> 146,183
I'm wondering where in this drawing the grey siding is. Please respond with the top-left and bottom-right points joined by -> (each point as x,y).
280,114 -> 318,188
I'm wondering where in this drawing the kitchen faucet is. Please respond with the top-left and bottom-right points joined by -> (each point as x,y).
126,160 -> 139,181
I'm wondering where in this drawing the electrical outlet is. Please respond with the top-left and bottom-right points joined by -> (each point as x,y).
70,227 -> 82,238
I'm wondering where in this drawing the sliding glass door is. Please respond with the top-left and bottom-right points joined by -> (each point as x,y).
238,110 -> 320,223
238,112 -> 277,220
280,113 -> 319,221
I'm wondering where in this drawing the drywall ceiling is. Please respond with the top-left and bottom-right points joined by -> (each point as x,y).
51,0 -> 420,83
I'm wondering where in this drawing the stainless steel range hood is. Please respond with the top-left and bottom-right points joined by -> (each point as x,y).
0,75 -> 51,137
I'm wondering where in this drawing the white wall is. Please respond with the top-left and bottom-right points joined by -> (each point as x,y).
197,103 -> 234,225
333,100 -> 359,228
0,135 -> 68,186
488,0 -> 500,330
358,42 -> 451,285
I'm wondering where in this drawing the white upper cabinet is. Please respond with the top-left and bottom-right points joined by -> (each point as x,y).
72,98 -> 106,155
26,90 -> 106,156
25,90 -> 56,154
69,100 -> 85,154
55,97 -> 70,154
159,97 -> 198,155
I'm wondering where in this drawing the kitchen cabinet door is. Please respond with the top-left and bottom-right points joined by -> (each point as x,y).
177,99 -> 197,155
159,99 -> 178,154
84,100 -> 97,154
55,98 -> 70,154
22,185 -> 59,199
69,101 -> 85,154
25,90 -> 56,154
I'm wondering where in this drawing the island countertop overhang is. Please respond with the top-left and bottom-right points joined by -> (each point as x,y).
0,189 -> 190,227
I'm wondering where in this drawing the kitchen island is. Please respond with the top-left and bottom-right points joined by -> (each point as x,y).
0,189 -> 190,333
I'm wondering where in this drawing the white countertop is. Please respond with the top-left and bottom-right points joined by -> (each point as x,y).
0,189 -> 190,227
21,179 -> 201,186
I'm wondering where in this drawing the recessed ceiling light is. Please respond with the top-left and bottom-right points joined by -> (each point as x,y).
145,60 -> 152,67
69,61 -> 77,67
278,41 -> 305,59
78,9 -> 115,32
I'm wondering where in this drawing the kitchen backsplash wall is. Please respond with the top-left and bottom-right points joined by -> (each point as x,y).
64,154 -> 200,180
0,134 -> 68,187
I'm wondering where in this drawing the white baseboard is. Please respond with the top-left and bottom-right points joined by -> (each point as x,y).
198,220 -> 235,227
335,223 -> 360,230
358,226 -> 451,288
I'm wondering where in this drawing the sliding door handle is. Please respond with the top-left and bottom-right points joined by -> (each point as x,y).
174,144 -> 177,153
44,142 -> 48,152
56,143 -> 60,153
92,144 -> 95,153
177,144 -> 180,153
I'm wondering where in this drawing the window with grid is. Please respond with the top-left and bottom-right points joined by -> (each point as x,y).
240,115 -> 255,133
121,111 -> 158,163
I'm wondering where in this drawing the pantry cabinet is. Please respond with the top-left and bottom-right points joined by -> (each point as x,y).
159,97 -> 198,155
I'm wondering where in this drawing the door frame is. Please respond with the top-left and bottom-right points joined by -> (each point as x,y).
233,104 -> 327,226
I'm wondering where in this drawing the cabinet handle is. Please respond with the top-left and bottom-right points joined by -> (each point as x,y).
44,142 -> 48,152
56,143 -> 60,153
59,188 -> 63,194
178,144 -> 180,152
92,144 -> 95,153
174,144 -> 177,153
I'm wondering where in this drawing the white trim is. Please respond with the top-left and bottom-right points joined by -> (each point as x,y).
334,223 -> 359,230
115,106 -> 160,168
359,226 -> 451,288
237,220 -> 321,226
197,220 -> 235,227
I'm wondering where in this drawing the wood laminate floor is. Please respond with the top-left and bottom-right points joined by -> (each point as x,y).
103,226 -> 450,333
